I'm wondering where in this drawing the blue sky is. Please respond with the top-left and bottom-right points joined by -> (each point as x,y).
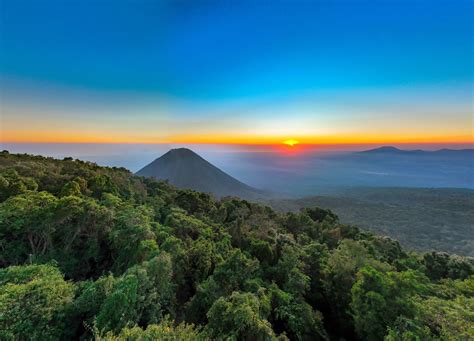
0,0 -> 472,144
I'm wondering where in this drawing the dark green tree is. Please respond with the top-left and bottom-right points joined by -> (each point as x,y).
0,264 -> 74,340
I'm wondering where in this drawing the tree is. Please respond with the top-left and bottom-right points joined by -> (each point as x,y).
0,175 -> 10,201
415,276 -> 474,339
97,318 -> 203,341
0,169 -> 38,200
89,174 -> 119,198
351,267 -> 428,340
300,242 -> 329,306
60,180 -> 82,197
186,249 -> 259,323
206,291 -> 275,340
0,191 -> 57,266
323,239 -> 391,337
423,252 -> 474,280
164,207 -> 212,241
94,253 -> 174,334
0,264 -> 74,340
268,284 -> 328,340
272,244 -> 310,298
109,205 -> 158,273
175,189 -> 216,217
303,207 -> 337,224
0,191 -> 113,279
384,316 -> 433,341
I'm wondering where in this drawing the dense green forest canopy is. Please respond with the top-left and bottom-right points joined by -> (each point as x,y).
0,151 -> 473,340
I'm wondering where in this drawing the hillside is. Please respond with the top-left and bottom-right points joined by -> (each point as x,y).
269,187 -> 474,256
136,148 -> 267,199
0,152 -> 473,340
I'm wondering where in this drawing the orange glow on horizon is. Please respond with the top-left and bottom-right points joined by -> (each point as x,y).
1,130 -> 473,146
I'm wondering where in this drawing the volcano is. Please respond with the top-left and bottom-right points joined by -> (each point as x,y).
136,148 -> 267,199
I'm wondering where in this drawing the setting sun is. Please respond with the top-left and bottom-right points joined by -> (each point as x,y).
283,139 -> 300,147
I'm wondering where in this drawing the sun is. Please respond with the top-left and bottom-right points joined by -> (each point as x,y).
283,139 -> 299,147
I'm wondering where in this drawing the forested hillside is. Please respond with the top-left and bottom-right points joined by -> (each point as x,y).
0,151 -> 473,340
269,188 -> 474,256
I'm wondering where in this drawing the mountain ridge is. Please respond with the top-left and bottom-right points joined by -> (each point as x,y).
360,146 -> 474,154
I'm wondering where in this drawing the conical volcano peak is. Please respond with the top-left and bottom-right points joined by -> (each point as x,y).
136,148 -> 266,199
168,148 -> 197,155
161,148 -> 200,159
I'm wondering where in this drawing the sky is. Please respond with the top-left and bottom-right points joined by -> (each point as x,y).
0,0 -> 473,146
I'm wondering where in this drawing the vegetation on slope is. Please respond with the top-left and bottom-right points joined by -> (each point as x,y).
270,187 -> 474,256
0,151 -> 473,340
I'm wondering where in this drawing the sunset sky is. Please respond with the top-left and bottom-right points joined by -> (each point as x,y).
1,0 -> 472,146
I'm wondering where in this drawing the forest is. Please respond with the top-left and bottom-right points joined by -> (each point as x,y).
269,187 -> 474,257
0,151 -> 473,340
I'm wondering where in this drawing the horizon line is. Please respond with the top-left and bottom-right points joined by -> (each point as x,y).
2,140 -> 473,147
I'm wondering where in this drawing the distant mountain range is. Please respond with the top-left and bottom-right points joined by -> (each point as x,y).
135,146 -> 474,200
136,148 -> 267,199
359,146 -> 474,155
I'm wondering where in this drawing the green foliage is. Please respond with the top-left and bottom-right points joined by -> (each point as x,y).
206,291 -> 276,340
384,316 -> 433,341
0,169 -> 38,201
303,207 -> 337,224
0,152 -> 472,340
322,239 -> 392,336
0,264 -> 74,340
271,187 -> 474,256
351,267 -> 428,340
98,318 -> 203,340
416,295 -> 474,339
89,174 -> 119,198
71,254 -> 174,337
187,249 -> 259,323
175,189 -> 216,217
60,179 -> 82,197
109,205 -> 158,273
415,275 -> 474,340
268,284 -> 327,340
0,191 -> 113,279
423,251 -> 474,280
